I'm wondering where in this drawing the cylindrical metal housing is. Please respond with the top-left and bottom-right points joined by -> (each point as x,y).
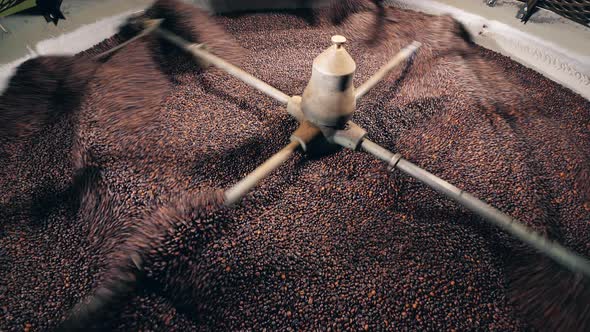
302,35 -> 356,128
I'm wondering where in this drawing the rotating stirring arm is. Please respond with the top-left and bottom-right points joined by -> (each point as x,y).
359,138 -> 590,278
223,140 -> 301,206
155,28 -> 291,105
355,41 -> 421,101
224,122 -> 322,206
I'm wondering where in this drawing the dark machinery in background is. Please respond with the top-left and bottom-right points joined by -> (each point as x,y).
0,0 -> 64,24
487,0 -> 590,26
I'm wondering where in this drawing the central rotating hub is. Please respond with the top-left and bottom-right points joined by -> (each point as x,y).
301,35 -> 357,128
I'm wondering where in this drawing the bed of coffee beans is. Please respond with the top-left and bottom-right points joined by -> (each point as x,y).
1,4 -> 589,331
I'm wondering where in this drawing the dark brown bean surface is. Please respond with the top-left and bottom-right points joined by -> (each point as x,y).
1,3 -> 589,331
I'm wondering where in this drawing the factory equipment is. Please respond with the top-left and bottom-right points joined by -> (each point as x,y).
149,22 -> 590,278
2,2 -> 589,330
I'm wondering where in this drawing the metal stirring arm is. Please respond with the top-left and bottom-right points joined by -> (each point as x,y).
94,19 -> 164,60
359,138 -> 590,278
355,41 -> 422,101
224,122 -> 321,206
155,28 -> 291,106
224,140 -> 300,206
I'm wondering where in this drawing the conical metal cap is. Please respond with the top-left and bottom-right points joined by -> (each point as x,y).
313,35 -> 356,76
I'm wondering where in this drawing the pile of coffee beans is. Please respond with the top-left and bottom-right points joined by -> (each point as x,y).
1,4 -> 589,331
